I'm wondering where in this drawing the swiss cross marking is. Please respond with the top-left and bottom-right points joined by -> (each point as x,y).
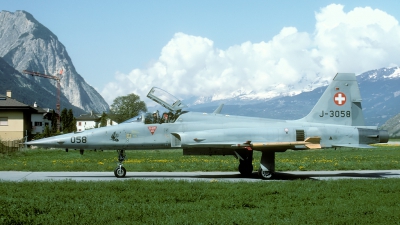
334,92 -> 346,106
148,126 -> 157,135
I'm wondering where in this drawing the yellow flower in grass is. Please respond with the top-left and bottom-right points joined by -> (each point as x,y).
151,159 -> 173,163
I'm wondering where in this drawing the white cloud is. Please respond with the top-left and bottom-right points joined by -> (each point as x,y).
101,4 -> 400,105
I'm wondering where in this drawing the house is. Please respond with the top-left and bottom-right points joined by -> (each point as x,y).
76,111 -> 118,132
1,89 -> 115,141
31,102 -> 56,134
0,90 -> 58,142
0,91 -> 36,141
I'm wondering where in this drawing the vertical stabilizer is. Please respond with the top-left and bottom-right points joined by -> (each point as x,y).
300,73 -> 365,126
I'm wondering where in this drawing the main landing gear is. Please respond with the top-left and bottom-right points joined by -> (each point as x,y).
258,152 -> 275,180
237,150 -> 276,180
114,150 -> 127,178
237,150 -> 253,177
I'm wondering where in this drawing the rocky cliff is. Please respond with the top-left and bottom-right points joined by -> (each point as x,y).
381,112 -> 400,137
0,10 -> 109,113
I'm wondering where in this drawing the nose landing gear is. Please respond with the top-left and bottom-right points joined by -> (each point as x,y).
114,150 -> 127,178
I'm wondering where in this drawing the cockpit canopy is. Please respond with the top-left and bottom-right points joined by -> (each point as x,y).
146,87 -> 187,113
122,87 -> 188,124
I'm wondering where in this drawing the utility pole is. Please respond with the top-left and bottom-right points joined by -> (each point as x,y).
22,69 -> 64,132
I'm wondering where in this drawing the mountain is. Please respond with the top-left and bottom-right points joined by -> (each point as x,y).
188,67 -> 400,127
381,112 -> 400,138
0,10 -> 109,114
0,57 -> 85,114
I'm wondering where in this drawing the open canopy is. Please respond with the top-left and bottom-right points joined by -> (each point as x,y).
146,87 -> 187,112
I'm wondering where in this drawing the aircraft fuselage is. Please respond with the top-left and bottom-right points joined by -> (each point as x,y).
30,111 -> 388,152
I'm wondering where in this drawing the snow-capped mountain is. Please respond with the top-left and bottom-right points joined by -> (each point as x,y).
188,67 -> 400,126
184,75 -> 331,108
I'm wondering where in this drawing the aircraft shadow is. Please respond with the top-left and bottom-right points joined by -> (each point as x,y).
47,171 -> 398,181
127,171 -> 397,180
272,171 -> 396,180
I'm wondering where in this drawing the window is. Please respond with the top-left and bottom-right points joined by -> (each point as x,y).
78,122 -> 81,126
0,117 -> 8,126
34,122 -> 43,126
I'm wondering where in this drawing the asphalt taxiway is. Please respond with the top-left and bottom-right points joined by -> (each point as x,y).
1,170 -> 400,182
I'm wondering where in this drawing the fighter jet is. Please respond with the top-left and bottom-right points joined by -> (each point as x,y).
27,73 -> 389,179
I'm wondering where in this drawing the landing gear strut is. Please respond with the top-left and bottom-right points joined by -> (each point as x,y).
237,150 -> 253,177
114,150 -> 126,178
258,152 -> 275,179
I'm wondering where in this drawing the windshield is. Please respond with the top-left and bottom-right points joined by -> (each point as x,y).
121,111 -> 186,124
121,115 -> 143,123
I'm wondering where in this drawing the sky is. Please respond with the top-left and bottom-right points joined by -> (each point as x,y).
2,1 -> 400,105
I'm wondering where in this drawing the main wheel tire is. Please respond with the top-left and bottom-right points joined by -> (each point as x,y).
258,167 -> 273,180
238,161 -> 253,176
114,166 -> 126,178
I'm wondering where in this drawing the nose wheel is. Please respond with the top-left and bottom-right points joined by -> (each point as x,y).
114,150 -> 127,178
114,165 -> 126,178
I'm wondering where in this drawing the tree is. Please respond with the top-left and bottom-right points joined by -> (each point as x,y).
71,117 -> 77,132
43,125 -> 51,138
100,112 -> 108,127
60,108 -> 75,133
61,108 -> 68,133
110,93 -> 147,123
67,109 -> 75,132
50,109 -> 58,134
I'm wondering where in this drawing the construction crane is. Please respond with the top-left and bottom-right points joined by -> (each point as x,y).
22,69 -> 64,132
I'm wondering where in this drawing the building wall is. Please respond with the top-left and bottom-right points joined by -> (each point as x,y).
106,119 -> 118,126
31,114 -> 52,134
76,119 -> 118,132
76,121 -> 97,132
0,111 -> 24,140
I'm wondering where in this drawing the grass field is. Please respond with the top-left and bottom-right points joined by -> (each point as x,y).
1,179 -> 400,224
1,145 -> 399,172
1,146 -> 400,224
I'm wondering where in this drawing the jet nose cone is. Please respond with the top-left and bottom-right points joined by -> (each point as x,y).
25,137 -> 63,147
26,139 -> 49,146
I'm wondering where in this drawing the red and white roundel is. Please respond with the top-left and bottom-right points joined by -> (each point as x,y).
333,92 -> 346,106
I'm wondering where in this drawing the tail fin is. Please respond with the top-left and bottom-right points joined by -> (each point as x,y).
213,104 -> 224,114
300,73 -> 365,126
